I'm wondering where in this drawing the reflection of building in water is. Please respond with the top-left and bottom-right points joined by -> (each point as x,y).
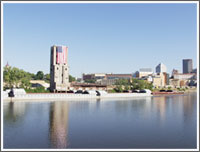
182,94 -> 196,122
154,96 -> 167,122
49,102 -> 69,148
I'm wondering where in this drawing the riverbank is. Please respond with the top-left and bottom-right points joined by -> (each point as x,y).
151,87 -> 197,95
3,92 -> 153,102
152,92 -> 184,95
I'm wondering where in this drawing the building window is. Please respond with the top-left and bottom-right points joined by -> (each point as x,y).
57,67 -> 59,70
65,68 -> 67,70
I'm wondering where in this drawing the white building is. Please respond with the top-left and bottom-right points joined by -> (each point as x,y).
173,73 -> 196,80
137,68 -> 153,78
156,63 -> 167,73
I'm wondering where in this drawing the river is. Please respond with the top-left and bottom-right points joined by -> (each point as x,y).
3,92 -> 197,149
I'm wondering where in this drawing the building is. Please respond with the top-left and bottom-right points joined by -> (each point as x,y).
50,45 -> 70,92
70,82 -> 107,91
169,73 -> 196,87
98,73 -> 133,85
173,73 -> 196,80
105,74 -> 132,80
82,73 -> 106,81
140,75 -> 153,82
183,59 -> 193,74
100,79 -> 118,86
192,68 -> 197,74
171,69 -> 179,77
163,72 -> 170,85
136,68 -> 153,78
30,80 -> 50,90
152,73 -> 166,88
156,63 -> 167,73
169,79 -> 180,88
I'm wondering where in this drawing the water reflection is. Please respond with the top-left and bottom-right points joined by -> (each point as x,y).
3,102 -> 27,125
153,96 -> 167,122
49,101 -> 69,148
3,93 -> 197,149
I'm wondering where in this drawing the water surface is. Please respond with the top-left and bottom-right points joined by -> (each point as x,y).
3,93 -> 197,149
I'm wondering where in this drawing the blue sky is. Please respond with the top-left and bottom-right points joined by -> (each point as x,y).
3,3 -> 197,77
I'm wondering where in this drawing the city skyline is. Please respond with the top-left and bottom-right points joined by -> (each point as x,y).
2,2 -> 198,77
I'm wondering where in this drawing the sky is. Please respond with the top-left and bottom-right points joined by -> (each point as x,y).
3,2 -> 197,77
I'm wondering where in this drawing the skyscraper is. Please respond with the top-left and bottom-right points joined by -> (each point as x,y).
155,63 -> 167,73
50,45 -> 70,92
183,59 -> 193,74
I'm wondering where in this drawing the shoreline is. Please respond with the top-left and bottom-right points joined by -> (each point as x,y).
3,91 -> 197,102
3,92 -> 152,102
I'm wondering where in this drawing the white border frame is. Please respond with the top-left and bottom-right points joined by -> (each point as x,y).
1,1 -> 199,151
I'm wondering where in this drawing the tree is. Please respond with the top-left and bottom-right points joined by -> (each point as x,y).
44,74 -> 50,83
20,77 -> 31,89
35,71 -> 44,80
3,66 -> 12,88
113,78 -> 153,92
114,85 -> 123,92
69,75 -> 76,82
85,79 -> 96,83
115,79 -> 130,86
131,78 -> 153,90
3,66 -> 31,89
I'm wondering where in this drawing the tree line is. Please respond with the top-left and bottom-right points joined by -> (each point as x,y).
113,78 -> 153,92
3,66 -> 76,90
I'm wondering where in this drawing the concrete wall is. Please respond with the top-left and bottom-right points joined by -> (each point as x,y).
3,92 -> 152,102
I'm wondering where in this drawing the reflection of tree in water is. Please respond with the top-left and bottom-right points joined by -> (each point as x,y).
49,101 -> 69,148
114,98 -> 148,114
182,93 -> 197,123
4,102 -> 27,125
153,93 -> 197,124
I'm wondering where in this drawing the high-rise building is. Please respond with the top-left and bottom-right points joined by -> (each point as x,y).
156,63 -> 167,73
183,59 -> 193,74
50,45 -> 70,92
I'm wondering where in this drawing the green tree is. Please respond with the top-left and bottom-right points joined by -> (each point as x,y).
131,78 -> 153,90
44,74 -> 50,83
113,78 -> 153,92
27,72 -> 35,80
3,66 -> 12,88
69,75 -> 76,82
124,85 -> 130,91
114,85 -> 123,92
115,79 -> 130,86
3,66 -> 32,89
85,79 -> 96,83
35,71 -> 44,80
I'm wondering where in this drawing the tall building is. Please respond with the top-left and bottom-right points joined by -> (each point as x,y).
50,45 -> 70,92
156,63 -> 167,73
183,59 -> 193,74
